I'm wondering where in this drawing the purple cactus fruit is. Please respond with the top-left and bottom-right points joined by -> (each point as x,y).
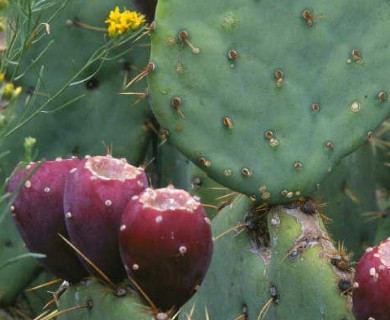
6,158 -> 87,282
353,238 -> 390,320
119,186 -> 213,311
63,155 -> 148,282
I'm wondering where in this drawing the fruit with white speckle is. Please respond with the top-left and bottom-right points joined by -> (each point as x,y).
119,186 -> 213,311
353,238 -> 390,320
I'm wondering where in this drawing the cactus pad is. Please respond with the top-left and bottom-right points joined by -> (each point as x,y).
181,195 -> 269,319
148,0 -> 390,203
56,280 -> 152,320
181,197 -> 354,319
0,213 -> 41,306
1,0 -> 152,177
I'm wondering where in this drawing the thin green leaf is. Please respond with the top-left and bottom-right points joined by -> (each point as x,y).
0,253 -> 46,271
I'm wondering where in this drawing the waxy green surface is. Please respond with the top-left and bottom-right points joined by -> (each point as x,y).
149,0 -> 390,203
181,196 -> 354,319
57,280 -> 150,320
266,206 -> 354,319
1,0 -> 152,177
0,213 -> 41,306
181,195 -> 269,319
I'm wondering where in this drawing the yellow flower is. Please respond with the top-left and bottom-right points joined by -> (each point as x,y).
107,6 -> 122,23
14,86 -> 22,97
122,11 -> 145,30
3,82 -> 22,100
3,83 -> 14,99
105,7 -> 145,38
0,73 -> 4,83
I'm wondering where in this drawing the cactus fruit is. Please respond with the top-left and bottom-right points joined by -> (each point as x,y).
148,0 -> 390,203
119,186 -> 213,311
352,238 -> 390,320
63,155 -> 148,282
5,158 -> 87,282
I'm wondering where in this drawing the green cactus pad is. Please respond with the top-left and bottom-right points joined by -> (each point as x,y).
56,280 -> 154,320
181,196 -> 354,319
1,0 -> 152,176
156,142 -> 234,219
0,213 -> 41,306
315,141 -> 390,256
181,195 -> 269,319
148,0 -> 390,203
23,271 -> 58,317
265,205 -> 354,319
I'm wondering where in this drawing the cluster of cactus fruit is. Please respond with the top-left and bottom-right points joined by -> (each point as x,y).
0,0 -> 390,319
5,155 -> 213,316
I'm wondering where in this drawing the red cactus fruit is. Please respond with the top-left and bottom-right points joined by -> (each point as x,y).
6,158 -> 88,282
119,186 -> 213,311
353,238 -> 390,320
63,155 -> 148,282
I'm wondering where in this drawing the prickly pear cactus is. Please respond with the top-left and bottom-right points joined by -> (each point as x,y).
148,0 -> 390,203
55,280 -> 152,320
23,271 -> 58,317
182,196 -> 354,319
2,0 -> 390,319
156,142 -> 234,219
265,205 -> 353,319
312,116 -> 390,258
181,195 -> 269,319
0,212 -> 41,306
373,187 -> 390,245
315,143 -> 390,256
1,0 -> 152,177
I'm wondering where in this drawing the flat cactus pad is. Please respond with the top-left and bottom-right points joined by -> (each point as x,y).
148,0 -> 390,203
